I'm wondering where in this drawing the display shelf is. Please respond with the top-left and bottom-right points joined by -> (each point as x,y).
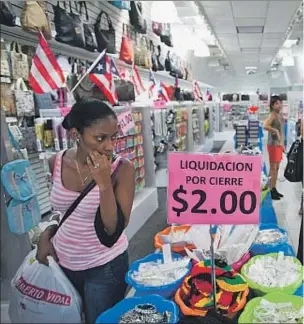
0,24 -> 214,91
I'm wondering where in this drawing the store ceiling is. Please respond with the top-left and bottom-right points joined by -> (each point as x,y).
199,0 -> 302,75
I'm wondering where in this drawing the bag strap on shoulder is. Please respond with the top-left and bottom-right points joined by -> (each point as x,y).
59,156 -> 124,228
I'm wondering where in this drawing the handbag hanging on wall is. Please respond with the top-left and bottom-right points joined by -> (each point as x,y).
160,23 -> 173,47
150,41 -> 158,72
78,1 -> 97,52
53,1 -> 85,48
1,42 -> 11,83
114,79 -> 135,102
95,11 -> 116,54
12,78 -> 35,117
0,1 -> 16,26
119,24 -> 134,65
156,45 -> 165,71
284,139 -> 303,182
152,21 -> 162,36
129,1 -> 147,34
21,0 -> 52,40
10,42 -> 29,81
1,83 -> 15,116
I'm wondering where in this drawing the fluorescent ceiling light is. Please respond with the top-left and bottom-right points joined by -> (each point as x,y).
237,26 -> 264,33
241,48 -> 261,54
151,1 -> 180,23
283,39 -> 298,48
245,66 -> 258,70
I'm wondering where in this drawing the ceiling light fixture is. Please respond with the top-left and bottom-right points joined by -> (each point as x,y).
245,66 -> 258,70
151,1 -> 180,23
236,26 -> 264,34
194,40 -> 210,57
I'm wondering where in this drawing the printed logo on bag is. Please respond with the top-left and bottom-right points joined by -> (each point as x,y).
15,277 -> 71,306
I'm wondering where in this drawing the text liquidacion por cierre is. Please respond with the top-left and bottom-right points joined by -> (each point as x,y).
180,160 -> 253,172
180,160 -> 252,187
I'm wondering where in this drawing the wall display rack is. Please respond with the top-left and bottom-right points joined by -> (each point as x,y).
151,101 -> 205,169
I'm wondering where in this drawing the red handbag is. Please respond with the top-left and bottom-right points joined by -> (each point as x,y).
119,23 -> 134,64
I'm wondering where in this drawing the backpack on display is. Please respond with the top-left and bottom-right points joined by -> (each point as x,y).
94,11 -> 116,54
152,21 -> 162,36
129,1 -> 147,34
241,94 -> 250,101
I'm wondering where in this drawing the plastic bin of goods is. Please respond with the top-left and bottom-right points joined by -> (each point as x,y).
241,252 -> 303,296
154,225 -> 195,254
126,253 -> 192,298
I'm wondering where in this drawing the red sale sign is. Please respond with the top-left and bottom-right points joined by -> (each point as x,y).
117,109 -> 135,135
168,153 -> 262,225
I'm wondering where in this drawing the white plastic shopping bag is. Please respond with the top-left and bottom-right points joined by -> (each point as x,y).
9,249 -> 82,323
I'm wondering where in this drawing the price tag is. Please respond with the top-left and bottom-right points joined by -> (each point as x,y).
168,153 -> 262,225
117,109 -> 135,135
153,100 -> 167,109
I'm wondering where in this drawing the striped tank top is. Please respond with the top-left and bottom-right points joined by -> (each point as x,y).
51,151 -> 128,271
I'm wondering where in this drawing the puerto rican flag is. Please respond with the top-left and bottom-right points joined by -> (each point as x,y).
158,82 -> 170,102
193,80 -> 203,102
148,69 -> 156,98
131,63 -> 146,96
89,54 -> 118,105
29,33 -> 65,93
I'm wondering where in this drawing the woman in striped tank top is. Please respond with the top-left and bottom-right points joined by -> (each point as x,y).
36,99 -> 135,323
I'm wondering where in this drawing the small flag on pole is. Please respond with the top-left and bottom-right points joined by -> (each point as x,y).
89,54 -> 118,105
193,80 -> 203,102
158,82 -> 170,102
148,69 -> 156,98
29,33 -> 65,94
131,64 -> 145,96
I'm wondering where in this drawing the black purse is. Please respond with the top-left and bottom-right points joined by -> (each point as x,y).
129,1 -> 147,34
157,45 -> 165,71
160,23 -> 173,47
0,1 -> 16,26
114,79 -> 135,102
53,1 -> 85,49
165,51 -> 172,72
95,11 -> 116,54
284,139 -> 303,182
79,1 -> 97,52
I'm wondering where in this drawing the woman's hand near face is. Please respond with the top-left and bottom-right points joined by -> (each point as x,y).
87,151 -> 112,190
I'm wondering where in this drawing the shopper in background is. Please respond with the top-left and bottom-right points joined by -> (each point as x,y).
36,99 -> 135,323
264,96 -> 284,200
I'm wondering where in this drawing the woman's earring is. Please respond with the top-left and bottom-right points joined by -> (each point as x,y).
76,138 -> 80,145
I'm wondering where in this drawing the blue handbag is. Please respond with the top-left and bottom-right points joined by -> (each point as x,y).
1,127 -> 41,234
110,1 -> 131,10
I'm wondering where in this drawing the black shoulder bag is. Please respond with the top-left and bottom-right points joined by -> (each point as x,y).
58,158 -> 125,248
129,1 -> 147,34
94,11 -> 116,54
